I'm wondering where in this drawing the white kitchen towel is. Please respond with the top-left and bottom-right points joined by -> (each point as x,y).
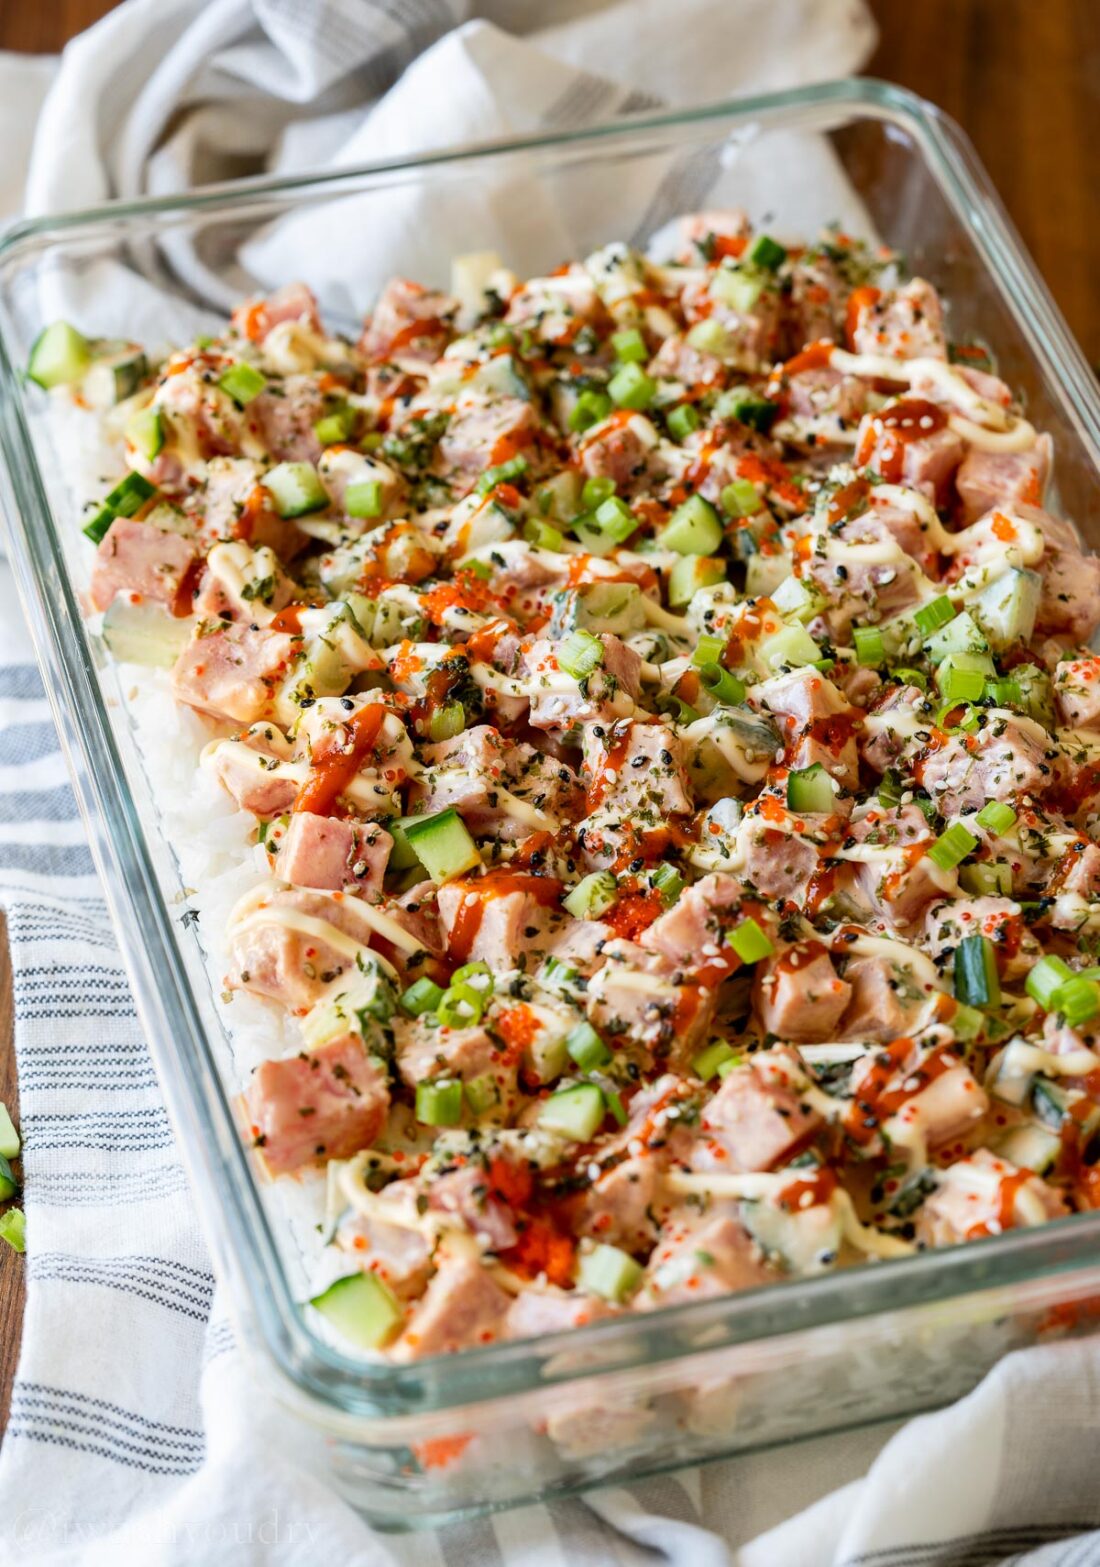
3,3 -> 1100,1565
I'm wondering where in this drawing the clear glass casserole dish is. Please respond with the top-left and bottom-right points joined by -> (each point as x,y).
1,78 -> 1099,1529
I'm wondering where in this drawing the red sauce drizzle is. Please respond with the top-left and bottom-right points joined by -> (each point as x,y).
447,870 -> 563,965
293,702 -> 386,816
585,720 -> 634,812
856,399 -> 948,482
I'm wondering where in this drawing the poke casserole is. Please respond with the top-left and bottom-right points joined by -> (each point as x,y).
17,135 -> 1100,1471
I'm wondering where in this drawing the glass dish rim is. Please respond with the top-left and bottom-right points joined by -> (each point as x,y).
0,75 -> 1098,1424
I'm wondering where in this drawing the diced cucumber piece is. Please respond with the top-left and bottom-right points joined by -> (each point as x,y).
534,470 -> 581,524
710,266 -> 764,314
108,471 -> 158,518
102,599 -> 196,668
0,1153 -> 18,1203
745,552 -> 792,598
960,861 -> 1012,897
786,762 -> 835,814
1012,663 -> 1056,729
669,554 -> 726,607
0,1209 -> 25,1253
403,808 -> 482,883
125,405 -> 164,461
218,361 -> 267,406
578,1243 -> 643,1303
659,494 -> 723,556
0,1103 -> 19,1160
924,610 -> 988,664
563,871 -> 618,919
464,1074 -> 503,1117
757,622 -> 820,671
576,581 -> 646,634
771,575 -> 822,624
970,568 -> 1041,652
385,815 -> 424,873
83,347 -> 148,408
264,461 -> 329,519
27,320 -> 92,389
993,1124 -> 1061,1175
990,1038 -> 1041,1106
538,1082 -> 606,1141
310,1271 -> 403,1350
1032,1076 -> 1071,1130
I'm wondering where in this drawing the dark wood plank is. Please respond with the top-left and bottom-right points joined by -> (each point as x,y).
868,0 -> 1099,362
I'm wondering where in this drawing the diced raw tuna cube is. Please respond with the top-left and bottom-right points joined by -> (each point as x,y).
578,411 -> 660,493
916,1149 -> 1067,1247
855,408 -> 965,501
193,541 -> 298,624
1061,840 -> 1100,897
172,621 -> 297,724
393,1255 -> 512,1360
360,277 -> 456,363
243,1033 -> 389,1175
754,942 -> 851,1042
205,725 -> 297,816
435,879 -> 558,970
839,955 -> 933,1044
428,1165 -> 518,1252
525,634 -> 642,732
1038,544 -> 1100,643
673,208 -> 750,262
231,282 -> 322,343
1055,657 -> 1100,729
640,1205 -> 773,1307
848,802 -> 945,927
411,723 -> 580,839
756,668 -> 859,789
851,278 -> 947,360
227,886 -> 379,1009
436,398 -> 538,487
579,721 -> 692,866
691,1047 -> 823,1172
736,817 -> 819,902
385,881 -> 445,959
956,436 -> 1051,522
578,1156 -> 665,1252
784,367 -> 867,438
200,457 -> 310,558
648,332 -> 724,386
851,1039 -> 988,1157
278,813 -> 392,895
504,1289 -> 616,1340
89,518 -> 198,614
336,1199 -> 432,1300
785,252 -> 846,349
585,947 -> 715,1067
639,872 -> 747,978
396,1018 -> 514,1094
252,374 -> 325,464
504,268 -> 601,345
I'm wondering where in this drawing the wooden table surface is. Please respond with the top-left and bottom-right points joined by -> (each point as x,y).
0,0 -> 1096,1430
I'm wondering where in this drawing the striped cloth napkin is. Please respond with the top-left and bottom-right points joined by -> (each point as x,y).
5,3 -> 1100,1565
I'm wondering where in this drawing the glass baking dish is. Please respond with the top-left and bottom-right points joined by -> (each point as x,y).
1,77 -> 1099,1529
